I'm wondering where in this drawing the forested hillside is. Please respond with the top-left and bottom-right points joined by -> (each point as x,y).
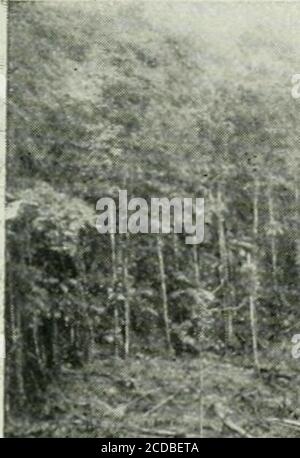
5,1 -> 300,437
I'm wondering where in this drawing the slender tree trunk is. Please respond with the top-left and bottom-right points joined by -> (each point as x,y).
193,244 -> 204,437
216,185 -> 233,345
12,247 -> 26,404
32,315 -> 44,372
253,179 -> 259,239
156,236 -> 173,355
193,245 -> 200,287
267,183 -> 277,288
172,232 -> 179,271
251,178 -> 260,371
247,253 -> 259,371
198,350 -> 204,437
89,319 -> 95,360
110,227 -> 120,359
83,317 -> 95,363
15,304 -> 25,405
294,178 -> 300,277
7,261 -> 16,414
123,233 -> 131,358
51,316 -> 59,369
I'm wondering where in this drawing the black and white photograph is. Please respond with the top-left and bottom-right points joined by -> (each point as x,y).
2,0 -> 300,438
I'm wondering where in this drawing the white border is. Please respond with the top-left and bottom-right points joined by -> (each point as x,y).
0,0 -> 7,440
1,0 -> 299,439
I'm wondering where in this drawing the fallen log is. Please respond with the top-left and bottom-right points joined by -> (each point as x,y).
213,402 -> 253,438
266,417 -> 300,430
142,388 -> 182,417
127,426 -> 187,437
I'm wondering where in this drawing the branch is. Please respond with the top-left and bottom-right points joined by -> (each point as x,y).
142,388 -> 181,417
213,403 -> 253,438
209,300 -> 247,314
211,280 -> 225,295
266,417 -> 300,430
127,426 -> 187,437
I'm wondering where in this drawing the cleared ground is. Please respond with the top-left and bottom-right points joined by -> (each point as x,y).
6,352 -> 300,438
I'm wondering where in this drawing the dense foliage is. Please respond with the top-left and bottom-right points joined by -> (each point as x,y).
6,1 -> 300,414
